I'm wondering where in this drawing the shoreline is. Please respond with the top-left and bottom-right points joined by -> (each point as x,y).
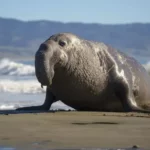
0,111 -> 150,149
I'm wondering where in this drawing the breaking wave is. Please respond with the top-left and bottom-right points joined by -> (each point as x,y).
0,58 -> 35,76
0,78 -> 46,94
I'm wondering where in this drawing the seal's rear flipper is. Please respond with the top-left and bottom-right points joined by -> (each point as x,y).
120,95 -> 150,113
115,79 -> 150,113
133,104 -> 150,113
130,107 -> 150,113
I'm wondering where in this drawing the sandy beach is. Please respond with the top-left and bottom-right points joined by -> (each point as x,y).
0,111 -> 150,150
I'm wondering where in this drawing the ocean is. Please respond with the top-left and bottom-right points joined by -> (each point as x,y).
0,58 -> 74,111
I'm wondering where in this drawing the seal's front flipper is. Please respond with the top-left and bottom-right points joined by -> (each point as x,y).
16,87 -> 56,111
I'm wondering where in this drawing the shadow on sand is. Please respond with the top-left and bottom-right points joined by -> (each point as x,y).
0,110 -> 56,115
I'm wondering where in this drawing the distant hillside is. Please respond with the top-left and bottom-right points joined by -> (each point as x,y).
0,17 -> 150,62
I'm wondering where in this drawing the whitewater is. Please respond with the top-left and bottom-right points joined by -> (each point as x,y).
0,58 -> 150,111
0,58 -> 74,111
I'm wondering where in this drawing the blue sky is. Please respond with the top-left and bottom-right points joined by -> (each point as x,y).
0,0 -> 150,24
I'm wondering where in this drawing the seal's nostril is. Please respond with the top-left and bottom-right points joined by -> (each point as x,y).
39,43 -> 48,51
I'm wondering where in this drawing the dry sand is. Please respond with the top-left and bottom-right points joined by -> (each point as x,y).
0,111 -> 150,149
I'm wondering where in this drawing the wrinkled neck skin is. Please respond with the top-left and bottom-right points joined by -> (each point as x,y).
53,41 -> 109,93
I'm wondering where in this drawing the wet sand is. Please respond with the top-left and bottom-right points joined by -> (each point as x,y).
0,111 -> 150,149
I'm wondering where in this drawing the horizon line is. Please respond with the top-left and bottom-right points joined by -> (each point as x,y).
0,16 -> 150,25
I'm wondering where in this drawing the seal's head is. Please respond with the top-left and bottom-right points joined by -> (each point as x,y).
35,33 -> 80,86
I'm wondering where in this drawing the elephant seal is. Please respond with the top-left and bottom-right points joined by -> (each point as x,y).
17,32 -> 150,113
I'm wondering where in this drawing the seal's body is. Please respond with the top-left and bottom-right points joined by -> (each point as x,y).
17,33 -> 150,112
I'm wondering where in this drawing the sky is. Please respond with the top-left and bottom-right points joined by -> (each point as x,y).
0,0 -> 150,24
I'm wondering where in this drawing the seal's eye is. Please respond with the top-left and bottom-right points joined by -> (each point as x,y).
59,40 -> 66,47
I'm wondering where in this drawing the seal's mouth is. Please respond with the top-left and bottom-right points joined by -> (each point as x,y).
39,78 -> 52,87
35,67 -> 54,87
40,78 -> 52,88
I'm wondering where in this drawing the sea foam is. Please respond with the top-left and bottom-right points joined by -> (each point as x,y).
0,58 -> 35,76
0,78 -> 46,94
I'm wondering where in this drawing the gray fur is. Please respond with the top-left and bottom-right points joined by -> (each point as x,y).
17,33 -> 150,113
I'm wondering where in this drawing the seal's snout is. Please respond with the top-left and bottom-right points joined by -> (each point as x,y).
38,43 -> 49,52
35,42 -> 54,87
